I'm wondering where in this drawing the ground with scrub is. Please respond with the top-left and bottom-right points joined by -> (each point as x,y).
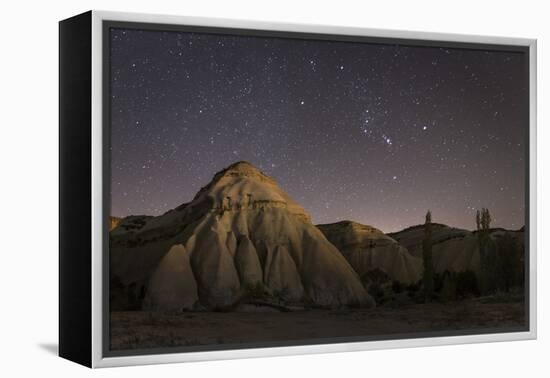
110,295 -> 525,351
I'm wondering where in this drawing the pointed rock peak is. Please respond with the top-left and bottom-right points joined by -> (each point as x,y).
203,161 -> 276,191
187,161 -> 310,222
225,160 -> 260,172
217,161 -> 269,179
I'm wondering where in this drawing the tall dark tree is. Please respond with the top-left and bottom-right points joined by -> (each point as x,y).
477,208 -> 497,294
422,210 -> 434,302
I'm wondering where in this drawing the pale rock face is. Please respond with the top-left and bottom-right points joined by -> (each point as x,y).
298,226 -> 375,307
226,231 -> 237,258
188,161 -> 311,223
142,245 -> 198,311
110,215 -> 152,236
110,161 -> 374,310
389,224 -> 479,275
189,228 -> 241,308
234,235 -> 263,288
318,221 -> 422,285
179,204 -> 371,307
431,233 -> 480,274
263,245 -> 304,301
389,224 -> 470,258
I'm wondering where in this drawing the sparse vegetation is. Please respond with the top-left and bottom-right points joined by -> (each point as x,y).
106,159 -> 527,353
498,233 -> 524,292
361,268 -> 391,288
455,270 -> 480,298
476,208 -> 524,295
422,210 -> 434,302
110,298 -> 525,350
477,208 -> 495,294
440,273 -> 457,302
272,287 -> 292,303
243,282 -> 266,299
367,282 -> 385,303
392,280 -> 404,294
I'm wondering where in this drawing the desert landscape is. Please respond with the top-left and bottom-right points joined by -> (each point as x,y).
107,26 -> 528,354
109,161 -> 526,352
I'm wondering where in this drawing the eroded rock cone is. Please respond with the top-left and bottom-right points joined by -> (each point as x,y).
142,245 -> 198,311
110,161 -> 374,311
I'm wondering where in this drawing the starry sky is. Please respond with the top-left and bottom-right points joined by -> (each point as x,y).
109,26 -> 528,232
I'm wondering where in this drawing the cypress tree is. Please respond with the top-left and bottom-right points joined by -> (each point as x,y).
477,208 -> 493,294
422,210 -> 434,302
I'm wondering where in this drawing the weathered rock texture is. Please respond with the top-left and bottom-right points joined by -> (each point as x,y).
389,224 -> 525,275
318,221 -> 422,284
110,216 -> 122,231
110,161 -> 374,311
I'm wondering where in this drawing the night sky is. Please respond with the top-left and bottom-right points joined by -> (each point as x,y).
110,27 -> 528,232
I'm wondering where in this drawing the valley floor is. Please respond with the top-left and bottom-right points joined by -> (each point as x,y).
110,298 -> 526,352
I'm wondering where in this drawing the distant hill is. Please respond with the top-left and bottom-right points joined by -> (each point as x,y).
389,223 -> 525,275
317,221 -> 422,284
389,223 -> 470,258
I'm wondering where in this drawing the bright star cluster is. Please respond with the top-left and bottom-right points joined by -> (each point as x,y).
110,28 -> 528,232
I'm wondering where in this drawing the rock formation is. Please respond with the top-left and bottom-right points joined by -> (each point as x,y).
389,223 -> 470,258
142,245 -> 199,311
318,221 -> 422,285
110,161 -> 374,311
389,224 -> 524,275
110,216 -> 122,231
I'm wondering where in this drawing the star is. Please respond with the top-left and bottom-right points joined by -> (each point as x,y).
109,27 -> 526,232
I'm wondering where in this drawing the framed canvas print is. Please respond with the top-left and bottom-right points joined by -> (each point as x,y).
59,10 -> 537,368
